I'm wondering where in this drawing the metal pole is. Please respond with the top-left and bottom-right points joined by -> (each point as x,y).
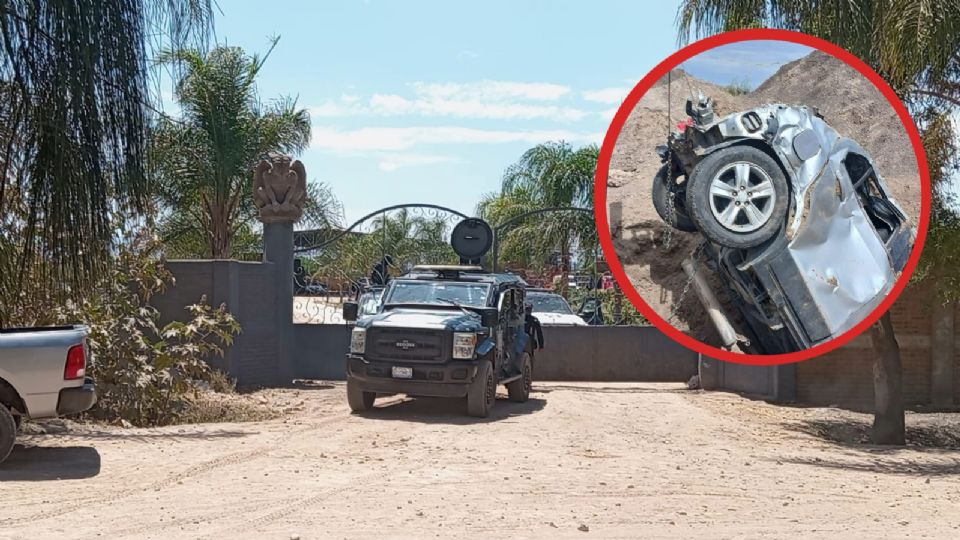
492,228 -> 499,272
681,257 -> 741,352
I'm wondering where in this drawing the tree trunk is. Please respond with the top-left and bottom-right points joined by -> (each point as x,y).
870,311 -> 905,445
209,209 -> 232,259
559,242 -> 570,297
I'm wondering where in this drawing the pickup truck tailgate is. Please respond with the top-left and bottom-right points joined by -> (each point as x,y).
0,325 -> 92,419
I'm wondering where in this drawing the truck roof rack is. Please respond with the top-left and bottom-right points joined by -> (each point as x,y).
411,265 -> 483,272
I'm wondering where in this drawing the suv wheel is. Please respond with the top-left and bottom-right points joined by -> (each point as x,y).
652,164 -> 697,232
466,361 -> 495,418
685,145 -> 789,249
506,352 -> 533,403
346,377 -> 376,413
0,406 -> 15,465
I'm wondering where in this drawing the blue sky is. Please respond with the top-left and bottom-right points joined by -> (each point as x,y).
190,1 -> 813,225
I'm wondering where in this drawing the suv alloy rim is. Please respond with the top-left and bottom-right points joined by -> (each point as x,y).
708,161 -> 776,233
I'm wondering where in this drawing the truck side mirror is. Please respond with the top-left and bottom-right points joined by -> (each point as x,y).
479,308 -> 498,328
342,301 -> 359,322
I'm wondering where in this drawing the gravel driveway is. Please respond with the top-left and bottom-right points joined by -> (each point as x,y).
2,382 -> 958,539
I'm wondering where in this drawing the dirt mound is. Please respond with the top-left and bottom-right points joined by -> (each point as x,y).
606,50 -> 921,343
753,50 -> 920,218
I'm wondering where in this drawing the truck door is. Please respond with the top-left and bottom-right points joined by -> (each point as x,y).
504,288 -> 526,372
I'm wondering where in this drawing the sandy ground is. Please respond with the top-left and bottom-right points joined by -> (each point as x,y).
607,51 -> 922,344
2,382 -> 959,539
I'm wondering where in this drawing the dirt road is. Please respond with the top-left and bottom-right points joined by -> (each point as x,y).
2,383 -> 959,539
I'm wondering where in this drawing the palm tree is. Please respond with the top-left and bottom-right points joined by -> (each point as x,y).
0,0 -> 213,322
151,42 -> 336,259
479,141 -> 599,295
305,209 -> 458,291
678,1 -> 960,107
676,0 -> 960,445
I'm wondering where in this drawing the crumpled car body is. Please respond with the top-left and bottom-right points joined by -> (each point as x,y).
659,99 -> 915,353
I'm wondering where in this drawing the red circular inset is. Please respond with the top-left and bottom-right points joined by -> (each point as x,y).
594,28 -> 931,366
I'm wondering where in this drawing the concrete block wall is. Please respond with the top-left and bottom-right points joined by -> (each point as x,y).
152,260 -> 282,387
534,326 -> 698,381
289,324 -> 699,383
792,284 -> 958,410
293,324 -> 351,380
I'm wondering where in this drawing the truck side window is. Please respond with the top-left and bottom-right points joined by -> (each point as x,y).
499,290 -> 512,321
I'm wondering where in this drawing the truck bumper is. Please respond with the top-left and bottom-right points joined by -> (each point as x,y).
347,355 -> 478,398
57,377 -> 97,416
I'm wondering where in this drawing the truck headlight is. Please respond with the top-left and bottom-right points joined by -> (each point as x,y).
350,327 -> 366,354
452,332 -> 476,360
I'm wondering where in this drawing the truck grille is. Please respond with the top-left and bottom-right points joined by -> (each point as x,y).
367,328 -> 448,362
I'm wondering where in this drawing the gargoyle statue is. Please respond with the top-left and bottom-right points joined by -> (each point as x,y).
253,155 -> 307,223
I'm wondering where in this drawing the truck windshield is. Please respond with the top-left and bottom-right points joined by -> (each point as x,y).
528,293 -> 574,314
386,281 -> 490,308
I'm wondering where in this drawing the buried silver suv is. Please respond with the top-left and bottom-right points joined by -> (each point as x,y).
653,96 -> 915,353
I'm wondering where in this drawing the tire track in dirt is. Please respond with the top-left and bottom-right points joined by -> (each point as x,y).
107,499 -> 268,539
194,455 -> 436,537
0,396 -> 406,529
194,470 -> 394,540
194,400 -> 433,538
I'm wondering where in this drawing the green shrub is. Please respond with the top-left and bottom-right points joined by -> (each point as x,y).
723,78 -> 752,96
565,286 -> 648,326
52,235 -> 241,426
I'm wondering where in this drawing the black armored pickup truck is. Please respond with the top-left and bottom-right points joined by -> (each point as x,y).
341,218 -> 534,417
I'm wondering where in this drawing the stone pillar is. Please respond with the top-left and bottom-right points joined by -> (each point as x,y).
253,155 -> 308,386
931,300 -> 955,406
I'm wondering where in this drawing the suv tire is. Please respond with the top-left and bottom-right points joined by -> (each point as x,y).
685,145 -> 789,249
466,361 -> 495,418
346,377 -> 376,412
0,406 -> 15,465
652,164 -> 697,232
506,352 -> 533,403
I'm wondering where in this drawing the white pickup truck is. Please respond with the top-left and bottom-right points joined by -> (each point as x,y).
0,325 -> 97,464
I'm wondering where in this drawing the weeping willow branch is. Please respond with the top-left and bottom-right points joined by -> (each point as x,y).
0,0 -> 212,316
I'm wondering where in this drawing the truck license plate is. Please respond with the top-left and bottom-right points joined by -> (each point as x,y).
392,366 -> 413,379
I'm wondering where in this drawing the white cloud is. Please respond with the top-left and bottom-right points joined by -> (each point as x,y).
311,126 -> 602,153
583,86 -> 630,104
411,80 -> 570,101
377,153 -> 458,172
309,80 -> 587,122
369,93 -> 412,113
365,93 -> 588,121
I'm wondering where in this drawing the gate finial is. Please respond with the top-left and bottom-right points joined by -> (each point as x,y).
253,154 -> 308,223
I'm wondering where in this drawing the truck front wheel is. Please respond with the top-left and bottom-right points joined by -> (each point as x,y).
466,361 -> 495,418
506,352 -> 533,403
0,406 -> 15,465
346,377 -> 376,413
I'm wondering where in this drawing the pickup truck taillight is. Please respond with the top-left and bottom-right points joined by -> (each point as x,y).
64,344 -> 86,380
